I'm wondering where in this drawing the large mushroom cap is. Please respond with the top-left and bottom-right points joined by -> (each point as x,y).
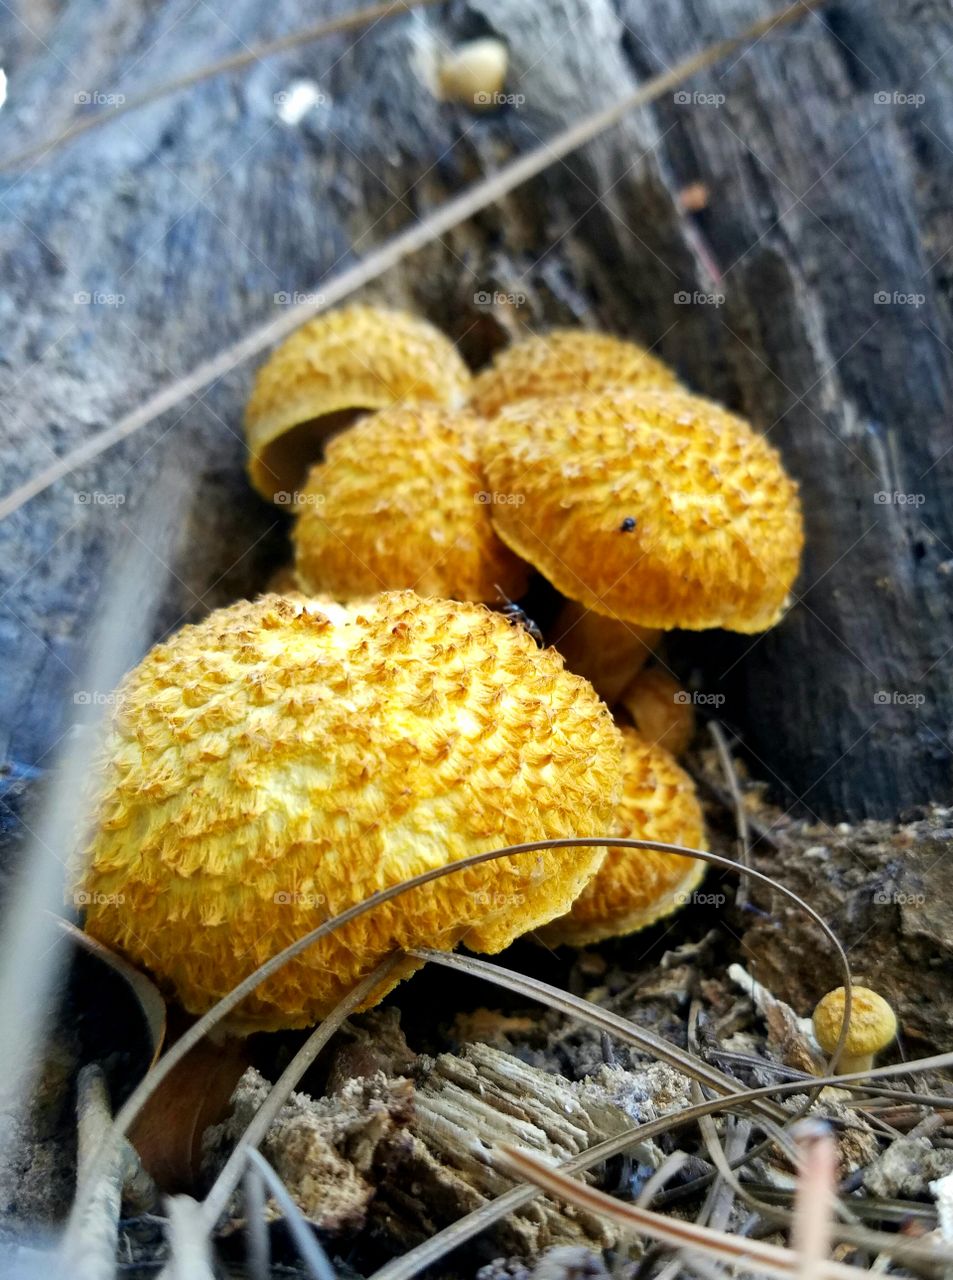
244,306 -> 472,503
74,592 -> 622,1030
293,405 -> 529,603
539,725 -> 706,947
469,329 -> 679,418
482,386 -> 804,633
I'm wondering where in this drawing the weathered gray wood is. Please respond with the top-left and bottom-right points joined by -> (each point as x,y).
0,0 -> 951,819
201,1039 -> 662,1257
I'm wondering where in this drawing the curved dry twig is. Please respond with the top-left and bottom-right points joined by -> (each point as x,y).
496,1145 -> 863,1280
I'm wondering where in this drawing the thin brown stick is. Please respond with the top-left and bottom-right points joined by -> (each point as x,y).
496,1145 -> 866,1280
371,1054 -> 953,1280
708,721 -> 752,909
0,0 -> 825,525
791,1120 -> 838,1280
200,954 -> 402,1228
0,0 -> 444,173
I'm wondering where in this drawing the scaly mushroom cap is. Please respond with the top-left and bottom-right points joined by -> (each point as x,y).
538,726 -> 706,947
469,329 -> 679,418
244,306 -> 472,502
812,987 -> 898,1061
75,592 -> 622,1031
293,406 -> 529,603
620,666 -> 696,756
482,387 -> 804,632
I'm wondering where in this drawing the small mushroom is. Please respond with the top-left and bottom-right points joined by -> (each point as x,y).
481,386 -> 804,633
438,39 -> 508,109
812,986 -> 898,1075
292,405 -> 529,603
73,592 -> 622,1031
244,305 -> 471,503
619,665 -> 696,756
538,725 -> 706,947
469,328 -> 679,419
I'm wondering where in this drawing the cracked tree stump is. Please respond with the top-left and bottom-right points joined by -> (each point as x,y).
0,0 -> 951,819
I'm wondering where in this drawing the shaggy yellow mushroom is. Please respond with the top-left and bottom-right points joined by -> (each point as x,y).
483,386 -> 804,633
539,725 -> 706,947
75,592 -> 622,1031
293,405 -> 529,603
469,328 -> 679,418
245,306 -> 472,503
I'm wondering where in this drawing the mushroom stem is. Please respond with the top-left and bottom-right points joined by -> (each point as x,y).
830,1051 -> 874,1075
619,665 -> 696,754
550,599 -> 660,705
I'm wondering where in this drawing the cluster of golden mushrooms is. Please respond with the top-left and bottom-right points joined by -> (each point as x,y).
76,304 -> 805,1032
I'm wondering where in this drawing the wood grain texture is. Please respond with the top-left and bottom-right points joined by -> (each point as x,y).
0,0 -> 950,819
